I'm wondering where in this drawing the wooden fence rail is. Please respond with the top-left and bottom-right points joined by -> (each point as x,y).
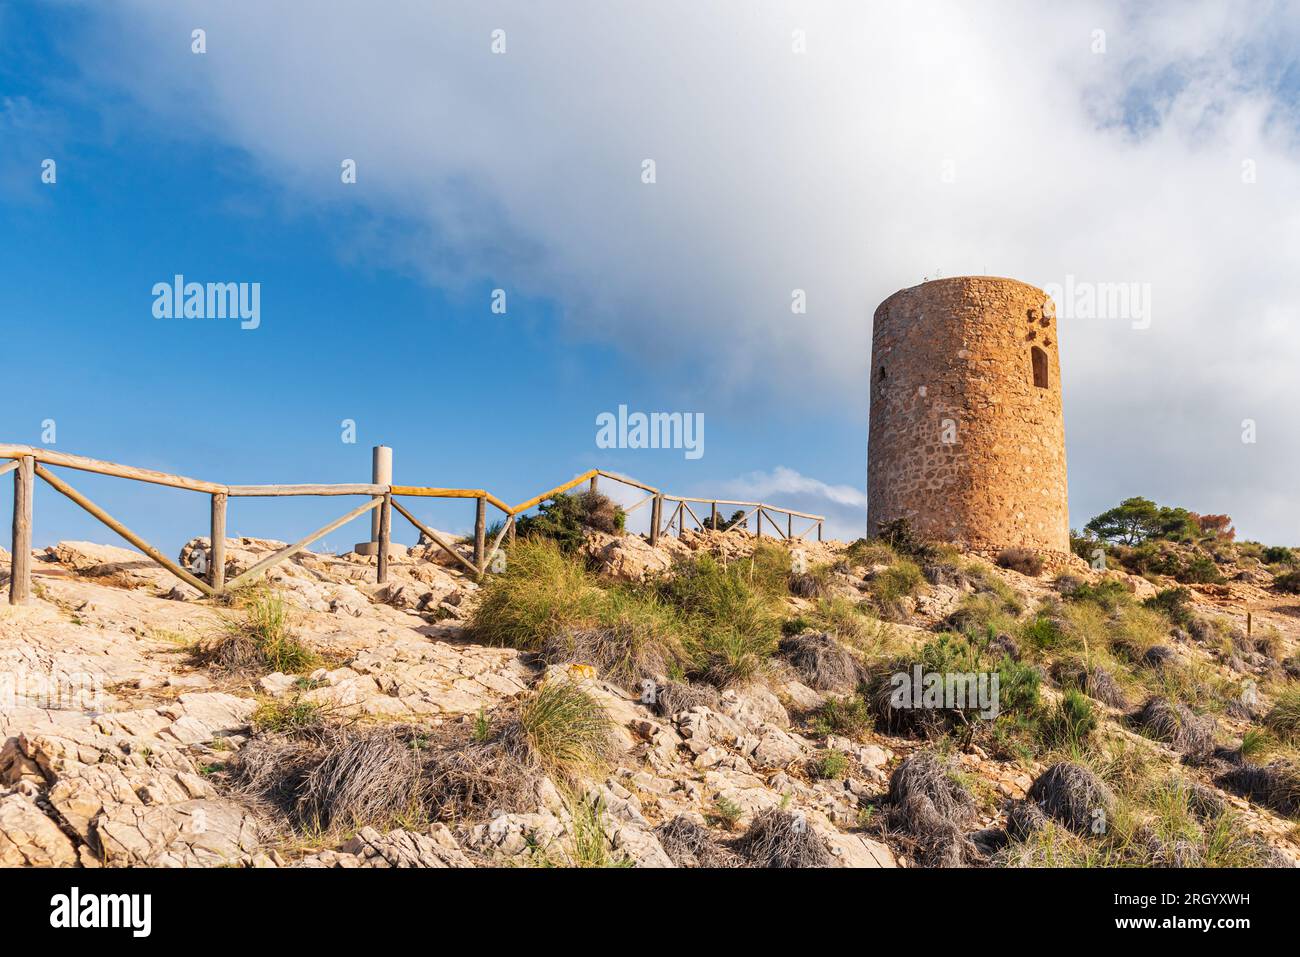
2,445 -> 824,605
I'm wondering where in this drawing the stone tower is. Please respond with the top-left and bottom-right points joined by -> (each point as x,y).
866,276 -> 1069,554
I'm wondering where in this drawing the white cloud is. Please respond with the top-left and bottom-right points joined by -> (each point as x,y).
64,0 -> 1300,542
717,466 -> 866,540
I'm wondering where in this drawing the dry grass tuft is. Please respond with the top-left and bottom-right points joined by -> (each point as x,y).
1005,799 -> 1050,841
1132,696 -> 1217,763
1216,760 -> 1300,817
295,726 -> 428,831
655,815 -> 744,868
229,725 -> 429,833
788,567 -> 832,599
1025,762 -> 1115,834
734,809 -> 834,868
514,680 -> 618,781
539,622 -> 674,691
778,631 -> 866,693
1263,687 -> 1300,744
653,680 -> 720,718
996,547 -> 1044,577
885,750 -> 979,867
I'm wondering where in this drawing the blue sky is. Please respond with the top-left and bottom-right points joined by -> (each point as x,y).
0,2 -> 867,551
3,1 -> 1300,553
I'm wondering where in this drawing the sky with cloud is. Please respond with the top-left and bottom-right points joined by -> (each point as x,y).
2,1 -> 1299,550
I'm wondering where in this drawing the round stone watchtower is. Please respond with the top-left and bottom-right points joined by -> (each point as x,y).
866,276 -> 1069,554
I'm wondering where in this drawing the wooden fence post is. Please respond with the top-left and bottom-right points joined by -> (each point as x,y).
9,456 -> 33,604
354,445 -> 392,555
787,513 -> 793,539
649,494 -> 662,546
473,495 -> 486,571
817,521 -> 823,542
210,492 -> 227,592
589,475 -> 598,494
710,501 -> 717,530
377,493 -> 392,584
756,508 -> 764,540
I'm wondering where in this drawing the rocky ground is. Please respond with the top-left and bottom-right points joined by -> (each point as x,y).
2,525 -> 1298,868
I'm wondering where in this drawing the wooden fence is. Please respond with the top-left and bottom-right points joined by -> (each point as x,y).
0,443 -> 824,605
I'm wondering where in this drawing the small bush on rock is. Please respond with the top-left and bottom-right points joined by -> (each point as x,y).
514,490 -> 625,552
193,589 -> 319,675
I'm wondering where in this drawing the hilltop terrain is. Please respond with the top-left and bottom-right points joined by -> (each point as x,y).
2,509 -> 1299,868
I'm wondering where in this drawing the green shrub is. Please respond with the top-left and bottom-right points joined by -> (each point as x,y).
514,490 -> 626,552
920,632 -> 981,675
814,693 -> 873,738
700,509 -> 747,531
798,597 -> 888,650
1239,728 -> 1271,759
474,538 -> 788,690
251,697 -> 323,733
1176,554 -> 1225,585
711,796 -> 744,830
567,795 -> 631,867
1275,570 -> 1300,595
1262,545 -> 1295,565
844,538 -> 899,566
472,707 -> 492,743
1109,604 -> 1171,660
1064,578 -> 1132,613
997,656 -> 1042,715
870,559 -> 924,611
1084,497 -> 1206,546
948,592 -> 1020,640
811,749 -> 850,780
1070,530 -> 1103,563
1039,690 -> 1098,751
193,589 -> 319,675
1020,612 -> 1065,651
654,552 -> 784,687
467,538 -> 606,650
1143,587 -> 1197,628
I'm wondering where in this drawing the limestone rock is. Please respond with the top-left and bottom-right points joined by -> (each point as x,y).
94,798 -> 260,867
822,830 -> 898,868
0,792 -> 78,866
463,813 -> 569,861
316,826 -> 473,868
583,532 -> 673,582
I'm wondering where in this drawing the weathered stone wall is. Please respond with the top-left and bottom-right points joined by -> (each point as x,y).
867,276 -> 1069,554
